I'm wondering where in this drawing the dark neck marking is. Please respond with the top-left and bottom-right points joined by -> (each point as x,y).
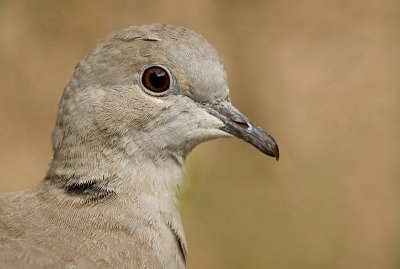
45,174 -> 117,202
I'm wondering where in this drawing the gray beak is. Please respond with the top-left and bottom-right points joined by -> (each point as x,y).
206,101 -> 279,160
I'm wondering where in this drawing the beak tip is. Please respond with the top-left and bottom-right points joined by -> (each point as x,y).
274,145 -> 280,161
267,143 -> 279,161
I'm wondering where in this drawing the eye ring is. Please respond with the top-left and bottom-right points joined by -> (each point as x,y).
141,65 -> 171,93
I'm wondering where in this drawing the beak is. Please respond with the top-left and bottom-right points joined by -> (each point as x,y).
206,101 -> 279,160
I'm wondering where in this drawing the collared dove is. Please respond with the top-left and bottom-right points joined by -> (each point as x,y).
0,24 -> 279,269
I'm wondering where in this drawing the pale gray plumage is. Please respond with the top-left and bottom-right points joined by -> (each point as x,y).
0,24 -> 279,269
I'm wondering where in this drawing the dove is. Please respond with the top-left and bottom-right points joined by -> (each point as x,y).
0,24 -> 278,269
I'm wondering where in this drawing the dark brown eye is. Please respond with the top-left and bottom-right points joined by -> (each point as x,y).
142,66 -> 170,93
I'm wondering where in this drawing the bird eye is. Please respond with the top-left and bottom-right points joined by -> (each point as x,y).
142,66 -> 170,93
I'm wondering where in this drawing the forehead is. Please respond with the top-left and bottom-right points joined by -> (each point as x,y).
107,24 -> 230,104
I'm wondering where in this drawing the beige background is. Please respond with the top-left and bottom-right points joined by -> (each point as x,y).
0,1 -> 399,268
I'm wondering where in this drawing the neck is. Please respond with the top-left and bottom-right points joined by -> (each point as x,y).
42,134 -> 188,262
44,134 -> 186,204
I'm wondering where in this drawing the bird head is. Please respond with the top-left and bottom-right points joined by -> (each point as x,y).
53,24 -> 279,161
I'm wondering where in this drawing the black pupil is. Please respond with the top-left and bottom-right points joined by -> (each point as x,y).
149,69 -> 166,89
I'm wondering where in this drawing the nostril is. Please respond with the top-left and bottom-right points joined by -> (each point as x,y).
232,119 -> 250,130
214,104 -> 251,130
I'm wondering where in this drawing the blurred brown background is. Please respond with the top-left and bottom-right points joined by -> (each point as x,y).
0,0 -> 399,268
